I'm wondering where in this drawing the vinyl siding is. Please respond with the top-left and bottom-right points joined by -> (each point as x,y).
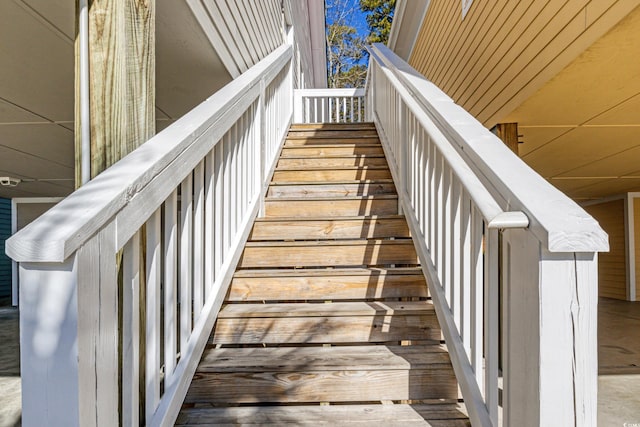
584,199 -> 627,300
0,198 -> 11,300
634,198 -> 640,300
188,0 -> 284,77
408,0 -> 640,127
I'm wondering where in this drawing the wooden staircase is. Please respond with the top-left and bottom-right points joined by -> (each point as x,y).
177,123 -> 470,426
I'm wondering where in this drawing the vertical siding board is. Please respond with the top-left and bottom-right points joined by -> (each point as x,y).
436,0 -> 499,92
202,0 -> 249,73
242,0 -> 268,58
228,0 -> 261,63
217,0 -> 254,67
423,1 -> 457,75
449,0 -> 533,101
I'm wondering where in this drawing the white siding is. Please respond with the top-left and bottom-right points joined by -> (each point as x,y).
188,0 -> 284,78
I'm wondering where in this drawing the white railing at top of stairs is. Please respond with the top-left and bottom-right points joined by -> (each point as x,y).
367,43 -> 608,427
293,88 -> 366,123
7,44 -> 293,427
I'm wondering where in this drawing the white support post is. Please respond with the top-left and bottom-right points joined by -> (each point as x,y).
502,229 -> 598,426
19,258 -> 80,427
20,223 -> 119,427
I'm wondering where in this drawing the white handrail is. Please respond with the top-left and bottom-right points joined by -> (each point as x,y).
368,43 -> 606,426
369,49 -> 527,230
370,43 -> 608,253
7,44 -> 292,263
8,44 -> 293,427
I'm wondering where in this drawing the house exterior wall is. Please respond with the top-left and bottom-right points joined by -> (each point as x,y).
408,0 -> 640,127
0,198 -> 10,301
285,0 -> 327,89
634,198 -> 640,299
584,199 -> 627,299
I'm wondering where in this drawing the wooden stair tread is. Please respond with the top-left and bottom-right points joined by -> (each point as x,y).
289,123 -> 376,130
264,197 -> 399,217
285,138 -> 381,146
254,214 -> 404,222
267,183 -> 397,198
244,239 -> 413,247
218,301 -> 434,318
265,194 -> 398,201
233,266 -> 423,277
197,345 -> 450,372
249,216 -> 410,241
272,170 -> 392,182
228,266 -> 427,301
239,239 -> 418,267
275,166 -> 390,171
287,130 -> 379,138
176,403 -> 469,426
270,179 -> 394,185
280,146 -> 384,156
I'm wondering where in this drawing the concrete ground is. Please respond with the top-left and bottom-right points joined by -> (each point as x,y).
0,298 -> 638,426
598,297 -> 640,426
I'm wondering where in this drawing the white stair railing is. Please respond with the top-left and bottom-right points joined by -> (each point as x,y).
293,88 -> 365,123
367,44 -> 608,427
7,44 -> 293,427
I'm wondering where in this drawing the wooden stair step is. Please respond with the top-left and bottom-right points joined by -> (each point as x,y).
239,239 -> 418,268
264,195 -> 398,217
267,181 -> 397,198
249,216 -> 410,241
277,156 -> 388,168
229,267 -> 426,301
219,300 -> 433,317
289,122 -> 376,131
176,403 -> 469,426
212,301 -> 440,344
197,344 -> 451,372
287,129 -> 380,139
272,167 -> 391,182
280,145 -> 384,157
185,346 -> 457,404
285,137 -> 381,146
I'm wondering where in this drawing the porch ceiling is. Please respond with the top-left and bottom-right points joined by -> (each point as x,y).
503,5 -> 640,201
0,0 -> 231,199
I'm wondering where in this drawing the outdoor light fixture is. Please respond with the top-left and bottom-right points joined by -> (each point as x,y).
0,177 -> 21,187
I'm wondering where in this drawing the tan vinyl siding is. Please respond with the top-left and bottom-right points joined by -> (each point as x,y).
585,199 -> 627,300
408,0 -> 640,127
634,198 -> 640,300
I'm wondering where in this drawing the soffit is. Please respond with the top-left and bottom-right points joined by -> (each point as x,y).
503,5 -> 640,201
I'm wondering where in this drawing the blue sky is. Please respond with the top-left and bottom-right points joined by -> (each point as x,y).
325,0 -> 369,39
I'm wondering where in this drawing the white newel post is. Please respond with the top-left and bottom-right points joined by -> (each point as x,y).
20,258 -> 79,427
502,229 -> 598,426
19,224 -> 119,427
